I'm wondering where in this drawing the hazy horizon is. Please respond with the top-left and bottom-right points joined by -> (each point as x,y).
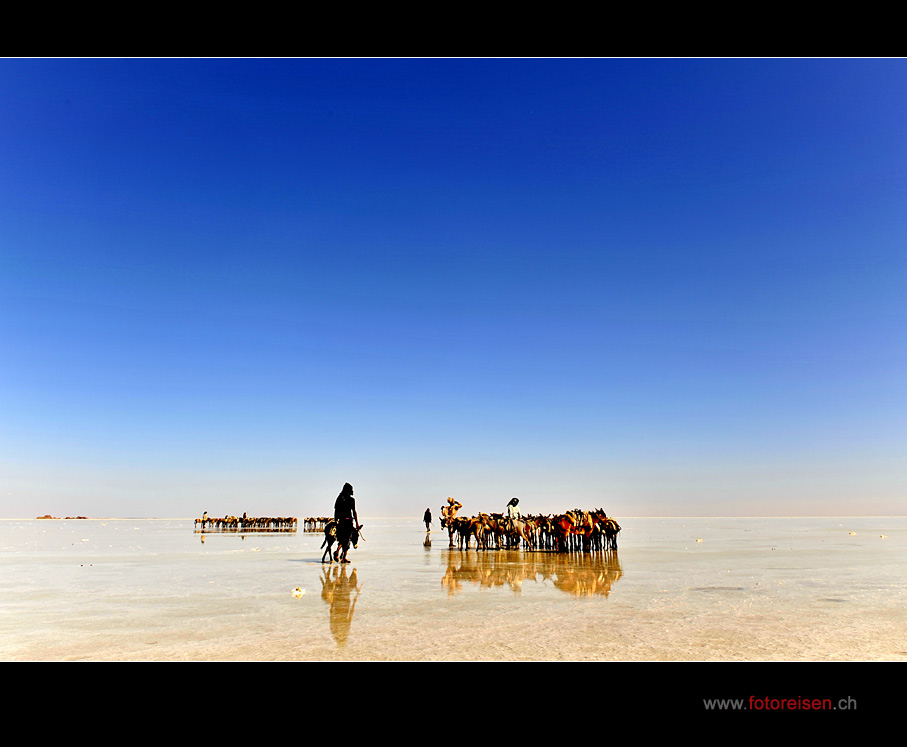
2,58 -> 905,520
5,513 -> 905,521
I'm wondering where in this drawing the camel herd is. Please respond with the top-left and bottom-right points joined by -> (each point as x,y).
439,499 -> 621,553
194,514 -> 298,531
190,504 -> 620,556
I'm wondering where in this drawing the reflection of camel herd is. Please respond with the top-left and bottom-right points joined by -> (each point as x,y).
193,514 -> 298,531
442,546 -> 622,598
439,499 -> 621,553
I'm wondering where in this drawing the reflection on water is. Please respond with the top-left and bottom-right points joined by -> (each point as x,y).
197,531 -> 283,544
3,518 -> 905,661
195,529 -> 295,541
441,549 -> 622,597
320,564 -> 362,648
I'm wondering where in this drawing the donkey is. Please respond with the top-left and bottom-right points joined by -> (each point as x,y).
320,519 -> 363,562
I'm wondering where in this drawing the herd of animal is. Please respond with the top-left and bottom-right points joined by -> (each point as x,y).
192,505 -> 620,556
193,514 -> 298,531
303,517 -> 332,532
439,499 -> 621,553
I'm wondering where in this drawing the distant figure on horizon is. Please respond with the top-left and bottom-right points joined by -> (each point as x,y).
424,507 -> 432,531
333,483 -> 360,564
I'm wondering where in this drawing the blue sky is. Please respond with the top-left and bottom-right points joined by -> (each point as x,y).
1,58 -> 904,518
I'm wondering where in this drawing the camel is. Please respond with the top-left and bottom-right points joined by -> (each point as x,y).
470,513 -> 495,550
601,517 -> 621,550
509,516 -> 536,549
451,516 -> 475,550
568,509 -> 596,552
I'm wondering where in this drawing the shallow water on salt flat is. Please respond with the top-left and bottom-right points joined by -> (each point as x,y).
1,516 -> 905,661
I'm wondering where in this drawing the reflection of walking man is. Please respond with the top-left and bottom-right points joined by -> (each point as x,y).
321,564 -> 361,649
424,507 -> 432,531
333,482 -> 360,563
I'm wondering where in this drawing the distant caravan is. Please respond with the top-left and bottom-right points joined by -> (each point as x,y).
303,517 -> 332,532
194,515 -> 298,532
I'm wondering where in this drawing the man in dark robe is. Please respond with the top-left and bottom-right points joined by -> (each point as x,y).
333,483 -> 360,563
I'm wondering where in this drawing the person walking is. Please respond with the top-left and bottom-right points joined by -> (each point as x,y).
423,507 -> 432,531
333,482 -> 360,563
